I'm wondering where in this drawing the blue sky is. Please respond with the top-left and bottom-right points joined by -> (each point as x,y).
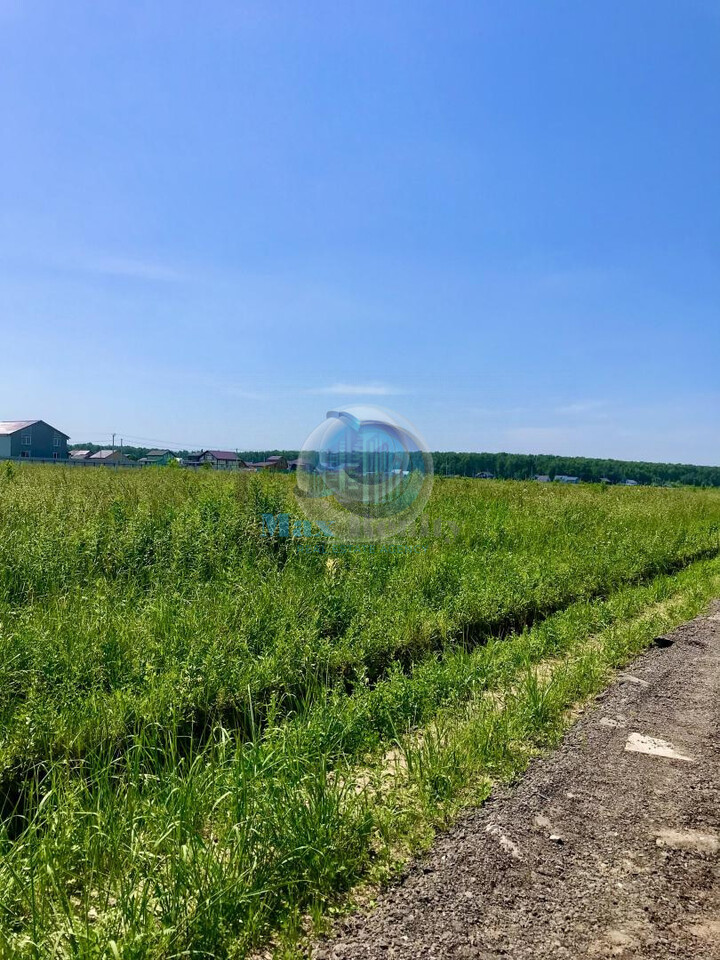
1,1 -> 718,461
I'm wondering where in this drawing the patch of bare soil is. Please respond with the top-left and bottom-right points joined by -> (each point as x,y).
312,603 -> 720,959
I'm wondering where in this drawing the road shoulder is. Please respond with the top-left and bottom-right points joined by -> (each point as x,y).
313,603 -> 720,959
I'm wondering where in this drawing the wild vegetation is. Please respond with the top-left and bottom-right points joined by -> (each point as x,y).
1,463 -> 720,957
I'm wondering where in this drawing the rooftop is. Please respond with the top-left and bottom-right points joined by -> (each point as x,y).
205,450 -> 240,460
0,419 -> 39,435
90,450 -> 121,459
0,420 -> 70,437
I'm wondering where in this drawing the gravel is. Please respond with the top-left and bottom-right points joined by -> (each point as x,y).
312,603 -> 720,959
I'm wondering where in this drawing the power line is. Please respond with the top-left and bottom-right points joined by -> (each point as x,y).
72,430 -> 299,452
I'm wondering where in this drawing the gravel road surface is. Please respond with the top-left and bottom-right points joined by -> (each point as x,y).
313,603 -> 720,959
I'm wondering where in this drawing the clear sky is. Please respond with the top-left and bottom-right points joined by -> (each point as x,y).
1,1 -> 718,461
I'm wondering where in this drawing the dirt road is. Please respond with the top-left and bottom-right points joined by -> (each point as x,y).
313,603 -> 720,959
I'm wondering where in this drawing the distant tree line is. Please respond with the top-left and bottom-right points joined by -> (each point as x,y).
235,450 -> 720,487
68,444 -> 720,487
431,452 -> 720,487
233,450 -> 298,464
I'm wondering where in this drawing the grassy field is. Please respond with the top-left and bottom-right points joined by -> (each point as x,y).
1,464 -> 720,957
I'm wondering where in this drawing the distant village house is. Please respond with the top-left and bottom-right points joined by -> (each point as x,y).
196,450 -> 248,470
246,455 -> 289,471
0,420 -> 69,460
89,450 -> 133,465
137,449 -> 175,466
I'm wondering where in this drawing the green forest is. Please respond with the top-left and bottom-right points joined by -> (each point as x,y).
429,452 -> 720,487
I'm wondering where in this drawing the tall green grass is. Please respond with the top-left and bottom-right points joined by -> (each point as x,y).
1,465 -> 720,956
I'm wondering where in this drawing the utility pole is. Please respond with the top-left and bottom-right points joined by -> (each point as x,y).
112,433 -> 116,451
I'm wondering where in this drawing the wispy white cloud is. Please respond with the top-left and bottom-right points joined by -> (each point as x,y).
224,386 -> 267,401
462,404 -> 534,419
81,256 -> 180,282
0,245 -> 183,282
554,400 -> 608,416
307,382 -> 405,397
